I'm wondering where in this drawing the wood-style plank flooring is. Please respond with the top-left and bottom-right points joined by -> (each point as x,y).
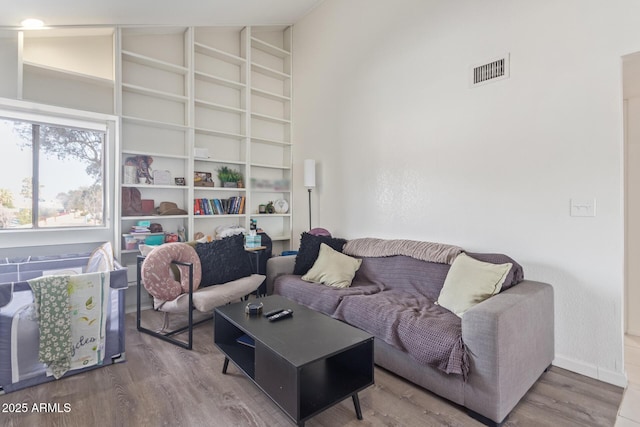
0,311 -> 623,427
616,334 -> 640,425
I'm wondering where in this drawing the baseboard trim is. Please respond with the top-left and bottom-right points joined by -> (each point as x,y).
598,367 -> 627,387
553,356 -> 627,387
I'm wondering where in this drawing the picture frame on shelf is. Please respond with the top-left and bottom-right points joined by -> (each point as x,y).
175,177 -> 186,186
194,171 -> 214,187
194,147 -> 209,159
153,170 -> 171,185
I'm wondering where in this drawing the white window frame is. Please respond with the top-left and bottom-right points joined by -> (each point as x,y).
0,97 -> 118,249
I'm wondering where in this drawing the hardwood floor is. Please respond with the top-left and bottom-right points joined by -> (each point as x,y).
0,311 -> 623,427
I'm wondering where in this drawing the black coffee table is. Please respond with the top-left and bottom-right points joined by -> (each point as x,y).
214,295 -> 374,427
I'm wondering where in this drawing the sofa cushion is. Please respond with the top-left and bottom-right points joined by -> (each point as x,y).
302,243 -> 362,288
274,274 -> 383,316
436,253 -> 512,317
195,234 -> 252,287
293,232 -> 347,275
354,255 -> 450,301
333,289 -> 468,376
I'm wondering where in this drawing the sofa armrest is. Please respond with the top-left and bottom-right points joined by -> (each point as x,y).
461,280 -> 554,424
266,255 -> 296,295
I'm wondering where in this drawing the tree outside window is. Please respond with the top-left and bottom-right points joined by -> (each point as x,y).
0,118 -> 105,229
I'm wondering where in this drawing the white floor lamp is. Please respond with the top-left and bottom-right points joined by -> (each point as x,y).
304,159 -> 316,230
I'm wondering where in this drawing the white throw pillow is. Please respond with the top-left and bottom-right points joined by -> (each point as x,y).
86,242 -> 115,273
302,243 -> 362,288
138,244 -> 158,257
436,253 -> 512,317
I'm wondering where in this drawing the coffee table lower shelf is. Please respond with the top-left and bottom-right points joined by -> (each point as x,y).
214,297 -> 374,427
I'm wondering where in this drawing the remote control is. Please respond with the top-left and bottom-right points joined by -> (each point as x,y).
263,308 -> 285,318
268,309 -> 293,322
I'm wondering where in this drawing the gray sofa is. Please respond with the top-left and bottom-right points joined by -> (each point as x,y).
266,238 -> 554,426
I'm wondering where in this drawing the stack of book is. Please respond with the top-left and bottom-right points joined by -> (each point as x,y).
194,197 -> 246,216
130,225 -> 150,234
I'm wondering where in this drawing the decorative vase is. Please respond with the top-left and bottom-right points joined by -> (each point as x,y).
123,165 -> 138,184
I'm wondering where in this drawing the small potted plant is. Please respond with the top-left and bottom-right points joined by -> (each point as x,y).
217,166 -> 243,188
235,170 -> 244,188
265,201 -> 275,214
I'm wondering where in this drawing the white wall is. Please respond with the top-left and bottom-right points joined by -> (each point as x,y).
292,0 -> 640,386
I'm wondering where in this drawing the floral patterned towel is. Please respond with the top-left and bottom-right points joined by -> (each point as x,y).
27,276 -> 72,379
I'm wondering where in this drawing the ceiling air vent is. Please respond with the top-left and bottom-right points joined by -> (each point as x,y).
470,54 -> 510,87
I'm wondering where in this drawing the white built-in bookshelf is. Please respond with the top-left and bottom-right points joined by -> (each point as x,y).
117,26 -> 292,253
1,25 -> 293,311
117,27 -> 192,310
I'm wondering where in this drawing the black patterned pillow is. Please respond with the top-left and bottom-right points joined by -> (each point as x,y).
293,232 -> 347,276
196,234 -> 252,287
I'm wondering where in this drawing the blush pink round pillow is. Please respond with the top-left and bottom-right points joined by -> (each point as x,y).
309,227 -> 331,237
141,243 -> 202,301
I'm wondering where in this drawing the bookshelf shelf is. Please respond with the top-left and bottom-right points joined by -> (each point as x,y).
251,37 -> 291,58
23,61 -> 114,88
122,50 -> 188,74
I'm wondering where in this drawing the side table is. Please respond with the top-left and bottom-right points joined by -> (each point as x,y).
245,246 -> 267,296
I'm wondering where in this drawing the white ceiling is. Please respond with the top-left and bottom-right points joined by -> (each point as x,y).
1,0 -> 324,28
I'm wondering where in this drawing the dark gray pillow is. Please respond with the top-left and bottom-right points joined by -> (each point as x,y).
293,232 -> 347,275
196,234 -> 252,287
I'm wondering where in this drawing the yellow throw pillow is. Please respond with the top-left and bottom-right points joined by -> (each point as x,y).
436,253 -> 512,317
301,243 -> 362,288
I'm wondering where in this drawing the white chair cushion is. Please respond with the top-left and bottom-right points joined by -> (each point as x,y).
154,274 -> 265,313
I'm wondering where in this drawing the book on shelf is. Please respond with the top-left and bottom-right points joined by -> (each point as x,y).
214,199 -> 224,215
193,197 -> 246,215
203,198 -> 212,215
236,334 -> 255,348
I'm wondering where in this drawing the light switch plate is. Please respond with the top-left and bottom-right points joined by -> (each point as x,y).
570,198 -> 596,217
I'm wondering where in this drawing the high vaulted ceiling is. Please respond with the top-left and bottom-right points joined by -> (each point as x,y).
2,0 -> 324,28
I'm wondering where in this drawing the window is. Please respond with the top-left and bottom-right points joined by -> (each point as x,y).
0,116 -> 106,230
